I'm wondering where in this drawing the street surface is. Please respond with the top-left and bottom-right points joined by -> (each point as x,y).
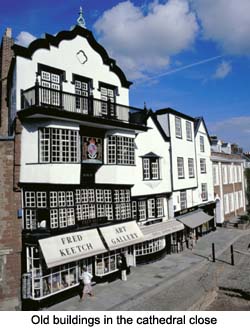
46,228 -> 250,311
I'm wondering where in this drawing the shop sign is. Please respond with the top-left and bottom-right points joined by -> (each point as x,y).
100,221 -> 144,250
39,229 -> 107,268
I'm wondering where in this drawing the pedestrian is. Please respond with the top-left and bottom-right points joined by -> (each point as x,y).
79,267 -> 94,301
189,234 -> 194,251
117,253 -> 128,281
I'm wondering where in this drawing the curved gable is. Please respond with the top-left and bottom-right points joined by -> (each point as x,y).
12,25 -> 132,88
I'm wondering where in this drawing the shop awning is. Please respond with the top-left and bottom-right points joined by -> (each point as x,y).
141,220 -> 184,241
99,221 -> 144,250
176,209 -> 213,229
39,229 -> 107,268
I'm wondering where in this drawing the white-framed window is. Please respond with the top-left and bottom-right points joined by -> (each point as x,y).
227,165 -> 232,184
148,199 -> 156,218
25,192 -> 36,207
222,165 -> 228,184
229,193 -> 234,212
135,237 -> 166,256
142,157 -> 160,180
95,250 -> 124,277
100,85 -> 116,117
36,192 -> 47,208
39,128 -> 50,163
81,189 -> 88,203
177,157 -> 185,178
223,194 -> 229,214
107,136 -> 135,165
96,189 -> 104,203
39,128 -> 79,163
25,210 -> 36,229
156,198 -> 164,217
200,158 -> 206,173
106,136 -> 116,164
175,116 -> 182,138
234,166 -> 237,184
234,192 -> 239,210
213,164 -> 219,185
237,165 -> 242,182
50,209 -> 58,228
200,135 -> 205,152
59,209 -> 67,227
75,79 -> 89,114
104,190 -> 112,203
238,191 -> 243,208
58,191 -> 66,207
188,158 -> 194,178
50,192 -> 58,207
105,204 -> 113,220
186,121 -> 192,141
41,70 -> 61,106
143,159 -> 150,179
132,201 -> 137,220
88,189 -> 95,202
66,191 -> 74,207
201,183 -> 208,201
75,189 -> 81,204
125,190 -> 130,202
138,201 -> 146,221
180,191 -> 187,209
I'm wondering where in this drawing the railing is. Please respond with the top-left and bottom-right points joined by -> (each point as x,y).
21,85 -> 146,125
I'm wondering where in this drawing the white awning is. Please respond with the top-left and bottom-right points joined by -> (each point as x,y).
176,209 -> 214,229
141,220 -> 184,241
99,221 -> 144,250
39,229 -> 107,268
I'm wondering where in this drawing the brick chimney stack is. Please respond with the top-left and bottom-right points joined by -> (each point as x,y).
0,27 -> 14,136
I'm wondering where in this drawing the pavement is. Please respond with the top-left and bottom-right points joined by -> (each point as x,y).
46,227 -> 250,311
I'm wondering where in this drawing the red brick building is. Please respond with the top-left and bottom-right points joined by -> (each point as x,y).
0,28 -> 22,310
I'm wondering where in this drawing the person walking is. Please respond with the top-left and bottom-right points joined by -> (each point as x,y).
78,267 -> 94,301
117,253 -> 128,281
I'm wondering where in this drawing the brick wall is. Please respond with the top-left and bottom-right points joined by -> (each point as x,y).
0,138 -> 22,310
0,28 -> 22,310
0,28 -> 13,136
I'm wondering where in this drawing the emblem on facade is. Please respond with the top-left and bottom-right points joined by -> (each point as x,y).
76,50 -> 88,64
87,137 -> 98,159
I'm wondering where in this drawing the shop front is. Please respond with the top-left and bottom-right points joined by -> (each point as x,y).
176,209 -> 214,245
135,219 -> 185,263
22,228 -> 107,304
98,220 -> 144,278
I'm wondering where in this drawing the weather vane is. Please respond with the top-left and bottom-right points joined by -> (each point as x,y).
77,6 -> 86,28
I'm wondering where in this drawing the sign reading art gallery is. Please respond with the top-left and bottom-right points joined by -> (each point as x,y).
99,221 -> 144,250
38,229 -> 107,268
82,136 -> 103,164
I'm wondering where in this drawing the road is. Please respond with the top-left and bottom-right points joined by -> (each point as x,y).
110,233 -> 250,311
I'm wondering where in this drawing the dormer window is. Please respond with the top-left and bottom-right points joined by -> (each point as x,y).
141,152 -> 160,180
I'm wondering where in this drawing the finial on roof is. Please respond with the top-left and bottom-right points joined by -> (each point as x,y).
77,6 -> 86,28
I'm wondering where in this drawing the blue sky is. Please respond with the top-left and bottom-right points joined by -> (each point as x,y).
1,0 -> 250,150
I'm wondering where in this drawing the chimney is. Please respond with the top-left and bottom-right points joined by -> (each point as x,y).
0,27 -> 14,136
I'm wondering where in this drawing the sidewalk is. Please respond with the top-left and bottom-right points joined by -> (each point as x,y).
46,227 -> 248,311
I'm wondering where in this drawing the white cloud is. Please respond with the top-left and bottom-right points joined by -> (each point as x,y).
192,0 -> 250,55
212,61 -> 232,79
94,0 -> 198,80
15,31 -> 36,47
208,116 -> 250,151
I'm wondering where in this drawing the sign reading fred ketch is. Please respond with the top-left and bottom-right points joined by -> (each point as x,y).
100,221 -> 144,250
39,229 -> 107,268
